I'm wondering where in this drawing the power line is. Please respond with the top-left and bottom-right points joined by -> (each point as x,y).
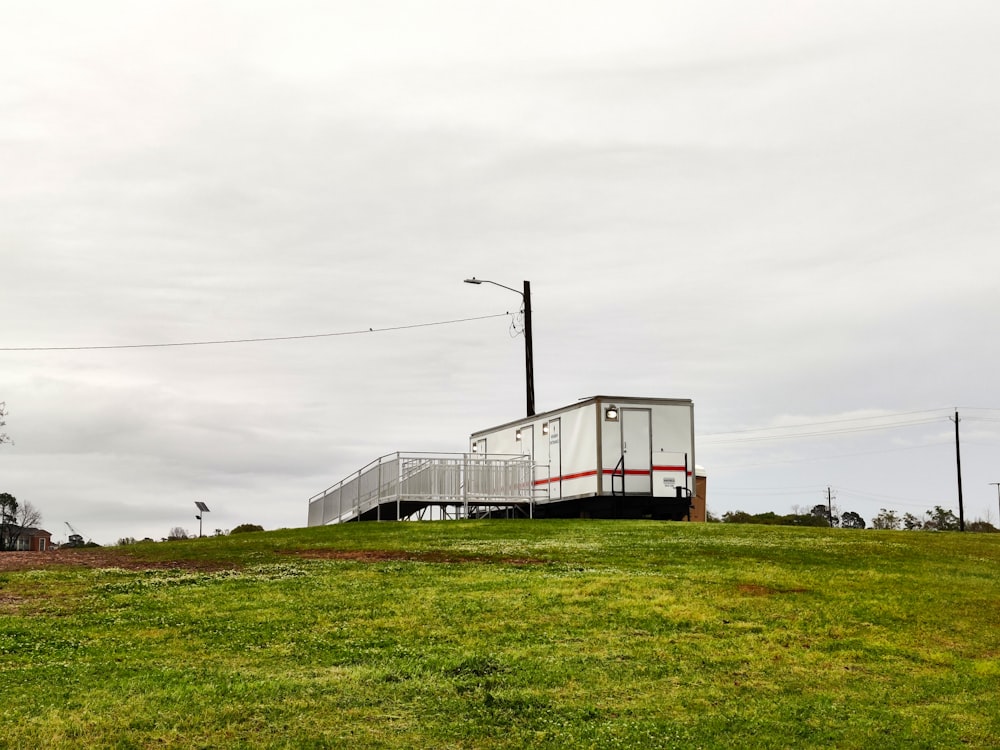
701,416 -> 945,445
709,487 -> 819,496
699,408 -> 950,438
834,486 -> 939,508
706,438 -> 953,470
0,312 -> 512,352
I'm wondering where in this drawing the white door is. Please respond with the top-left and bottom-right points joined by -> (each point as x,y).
622,408 -> 652,494
522,425 -> 543,496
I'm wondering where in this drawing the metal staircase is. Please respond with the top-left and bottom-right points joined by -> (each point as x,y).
307,452 -> 546,526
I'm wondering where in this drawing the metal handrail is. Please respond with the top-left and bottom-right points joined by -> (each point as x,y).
307,451 -> 540,526
611,454 -> 625,497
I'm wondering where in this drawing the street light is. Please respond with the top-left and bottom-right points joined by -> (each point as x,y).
195,501 -> 210,538
464,277 -> 535,417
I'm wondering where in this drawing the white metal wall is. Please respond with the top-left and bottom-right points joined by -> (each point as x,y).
600,401 -> 694,496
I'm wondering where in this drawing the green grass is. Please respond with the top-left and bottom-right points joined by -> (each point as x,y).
2,520 -> 1000,748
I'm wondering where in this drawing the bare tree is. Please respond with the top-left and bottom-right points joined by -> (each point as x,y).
17,500 -> 42,529
0,402 -> 11,447
7,501 -> 42,550
0,494 -> 41,550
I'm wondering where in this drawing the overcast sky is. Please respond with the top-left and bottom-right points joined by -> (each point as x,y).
3,1 -> 999,543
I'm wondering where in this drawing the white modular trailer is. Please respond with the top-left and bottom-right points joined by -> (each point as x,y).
470,396 -> 696,520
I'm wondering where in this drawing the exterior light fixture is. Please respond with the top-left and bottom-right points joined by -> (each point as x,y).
542,422 -> 549,435
605,406 -> 619,421
472,442 -> 479,453
515,428 -> 522,441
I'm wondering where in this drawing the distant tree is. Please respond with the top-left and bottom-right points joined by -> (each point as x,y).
840,511 -> 866,529
967,520 -> 998,533
924,506 -> 960,531
720,510 -> 828,527
786,513 -> 829,527
0,402 -> 11,447
167,527 -> 190,541
0,492 -> 18,550
871,509 -> 901,530
0,495 -> 42,550
17,500 -> 41,530
117,537 -> 137,546
810,504 -> 839,528
902,512 -> 923,531
230,523 -> 264,534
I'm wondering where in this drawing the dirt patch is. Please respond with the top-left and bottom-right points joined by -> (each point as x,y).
0,548 -> 546,573
0,550 -> 234,573
287,549 -> 545,566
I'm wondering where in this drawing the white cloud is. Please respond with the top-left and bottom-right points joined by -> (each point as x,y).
2,0 -> 1000,540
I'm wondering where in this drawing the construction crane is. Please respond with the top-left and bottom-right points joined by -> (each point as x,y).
64,522 -> 86,548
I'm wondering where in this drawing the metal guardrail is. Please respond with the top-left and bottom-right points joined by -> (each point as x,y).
307,452 -> 547,526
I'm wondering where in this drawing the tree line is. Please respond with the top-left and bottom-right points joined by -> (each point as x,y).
713,503 -> 997,532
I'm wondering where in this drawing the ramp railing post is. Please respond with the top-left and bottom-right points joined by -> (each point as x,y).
463,453 -> 470,519
376,457 -> 382,521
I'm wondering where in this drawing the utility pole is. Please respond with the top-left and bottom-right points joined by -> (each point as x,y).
991,483 -> 1000,525
522,280 -> 535,417
951,411 -> 965,532
827,486 -> 834,527
463,277 -> 536,417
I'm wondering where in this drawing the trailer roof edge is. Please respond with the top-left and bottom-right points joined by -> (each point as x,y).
469,395 -> 694,437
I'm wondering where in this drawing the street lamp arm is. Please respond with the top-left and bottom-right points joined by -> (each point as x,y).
463,276 -> 535,417
463,277 -> 524,297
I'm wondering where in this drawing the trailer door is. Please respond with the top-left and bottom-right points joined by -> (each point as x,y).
521,425 -> 534,460
622,408 -> 652,494
521,425 -> 543,491
548,418 -> 562,500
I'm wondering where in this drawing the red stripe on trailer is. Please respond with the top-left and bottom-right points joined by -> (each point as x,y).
534,466 -> 693,486
534,469 -> 598,485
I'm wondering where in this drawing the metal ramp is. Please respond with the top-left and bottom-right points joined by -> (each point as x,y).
307,452 -> 547,526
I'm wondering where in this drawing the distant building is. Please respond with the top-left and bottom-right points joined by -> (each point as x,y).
7,526 -> 53,551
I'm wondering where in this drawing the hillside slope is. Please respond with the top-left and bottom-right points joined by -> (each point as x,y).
2,520 -> 998,748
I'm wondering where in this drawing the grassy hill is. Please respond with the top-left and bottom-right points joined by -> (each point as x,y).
2,520 -> 999,748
